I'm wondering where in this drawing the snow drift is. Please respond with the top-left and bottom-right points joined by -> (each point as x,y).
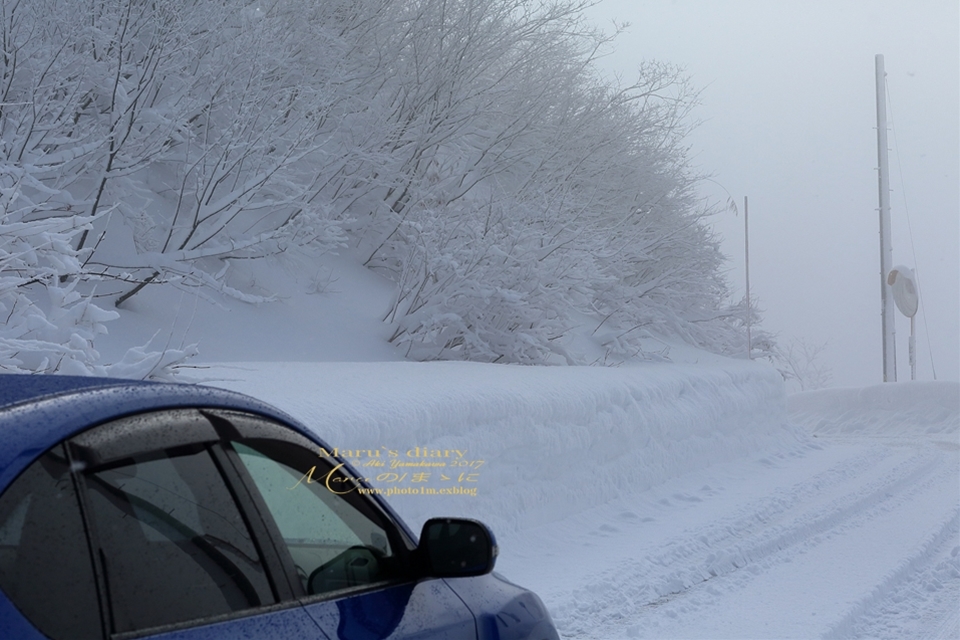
789,381 -> 960,440
202,359 -> 792,535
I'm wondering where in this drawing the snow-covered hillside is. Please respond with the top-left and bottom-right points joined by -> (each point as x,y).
4,0 -> 762,376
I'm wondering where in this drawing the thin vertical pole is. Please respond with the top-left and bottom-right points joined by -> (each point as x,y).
876,54 -> 896,381
909,316 -> 916,381
744,196 -> 751,359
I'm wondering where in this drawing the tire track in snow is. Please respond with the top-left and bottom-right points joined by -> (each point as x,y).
550,442 -> 953,639
827,509 -> 960,640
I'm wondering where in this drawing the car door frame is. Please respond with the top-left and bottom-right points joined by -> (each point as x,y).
64,407 -> 320,639
201,408 -> 424,600
201,408 -> 481,640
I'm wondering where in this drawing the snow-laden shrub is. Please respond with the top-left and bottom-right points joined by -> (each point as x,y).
0,181 -> 196,379
773,338 -> 832,391
384,202 -> 578,364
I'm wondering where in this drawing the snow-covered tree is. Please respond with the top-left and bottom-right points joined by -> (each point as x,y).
335,0 -> 757,363
1,0 -> 349,307
2,0 -> 768,371
775,338 -> 833,392
0,176 -> 195,378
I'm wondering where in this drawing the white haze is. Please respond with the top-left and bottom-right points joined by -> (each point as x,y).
585,0 -> 960,388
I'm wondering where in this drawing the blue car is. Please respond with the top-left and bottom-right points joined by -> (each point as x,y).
0,375 -> 559,640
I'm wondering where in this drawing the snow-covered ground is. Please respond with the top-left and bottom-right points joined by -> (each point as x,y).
196,360 -> 960,640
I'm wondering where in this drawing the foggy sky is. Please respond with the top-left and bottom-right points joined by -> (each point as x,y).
585,0 -> 959,387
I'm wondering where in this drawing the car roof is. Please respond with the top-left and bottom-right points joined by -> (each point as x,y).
0,373 -> 156,409
0,374 -> 309,490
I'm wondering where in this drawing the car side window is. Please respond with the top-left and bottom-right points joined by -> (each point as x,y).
0,445 -> 101,640
82,443 -> 277,634
231,439 -> 406,596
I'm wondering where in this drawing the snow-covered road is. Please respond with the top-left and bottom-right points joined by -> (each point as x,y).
501,434 -> 959,639
202,361 -> 959,639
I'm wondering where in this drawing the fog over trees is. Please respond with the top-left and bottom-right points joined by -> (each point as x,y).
0,0 -> 765,375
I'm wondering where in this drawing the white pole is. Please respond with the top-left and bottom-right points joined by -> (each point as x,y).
744,196 -> 752,359
876,54 -> 896,382
910,316 -> 916,380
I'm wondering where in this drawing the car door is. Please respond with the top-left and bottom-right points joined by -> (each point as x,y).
208,409 -> 479,640
0,408 -> 329,640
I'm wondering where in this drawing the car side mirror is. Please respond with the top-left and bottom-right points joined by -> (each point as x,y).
418,518 -> 498,578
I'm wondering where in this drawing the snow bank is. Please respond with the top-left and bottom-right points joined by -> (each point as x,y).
202,359 -> 792,535
788,381 -> 960,440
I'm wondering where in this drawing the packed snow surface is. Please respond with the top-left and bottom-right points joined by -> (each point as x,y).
202,362 -> 960,639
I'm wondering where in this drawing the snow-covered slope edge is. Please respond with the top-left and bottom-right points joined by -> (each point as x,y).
789,381 -> 960,441
199,359 -> 794,535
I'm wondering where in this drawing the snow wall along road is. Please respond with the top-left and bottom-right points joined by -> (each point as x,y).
206,360 -> 794,536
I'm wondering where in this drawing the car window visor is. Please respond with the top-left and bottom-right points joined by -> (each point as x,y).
68,409 -> 218,468
202,409 -> 318,449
